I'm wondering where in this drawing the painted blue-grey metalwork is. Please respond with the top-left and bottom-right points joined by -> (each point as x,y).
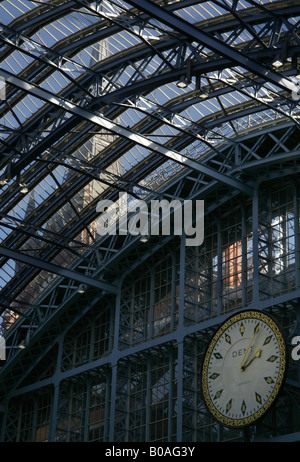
0,0 -> 300,443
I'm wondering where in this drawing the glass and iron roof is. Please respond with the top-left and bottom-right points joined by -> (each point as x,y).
0,0 -> 299,337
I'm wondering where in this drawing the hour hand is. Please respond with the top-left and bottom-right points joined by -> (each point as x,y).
241,348 -> 262,371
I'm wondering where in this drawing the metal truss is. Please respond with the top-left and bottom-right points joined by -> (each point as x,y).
0,120 -> 300,410
0,0 -> 300,441
0,119 -> 300,393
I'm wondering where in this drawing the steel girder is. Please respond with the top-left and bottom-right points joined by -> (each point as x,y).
0,120 -> 299,321
125,0 -> 299,94
0,119 -> 299,402
0,1 -> 299,157
0,244 -> 117,293
0,68 -> 254,195
0,1 -> 298,185
0,0 -> 300,394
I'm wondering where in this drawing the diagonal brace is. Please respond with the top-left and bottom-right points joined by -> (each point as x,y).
0,245 -> 117,294
0,69 -> 253,195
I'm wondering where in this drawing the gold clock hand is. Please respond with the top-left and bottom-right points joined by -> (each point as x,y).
239,323 -> 260,369
241,348 -> 262,371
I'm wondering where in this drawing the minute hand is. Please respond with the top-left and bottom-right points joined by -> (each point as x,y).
239,324 -> 260,369
241,348 -> 262,370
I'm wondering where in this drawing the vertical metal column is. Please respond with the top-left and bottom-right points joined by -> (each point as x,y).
83,376 -> 90,441
252,182 -> 260,304
295,306 -> 300,386
0,401 -> 8,441
148,267 -> 154,340
170,250 -> 176,332
216,216 -> 222,316
49,334 -> 64,442
109,364 -> 118,441
103,370 -> 111,442
168,347 -> 173,440
237,199 -> 247,307
176,234 -> 185,441
293,179 -> 300,385
293,180 -> 300,288
30,395 -> 38,442
50,385 -> 59,442
145,354 -> 151,441
109,282 -> 122,441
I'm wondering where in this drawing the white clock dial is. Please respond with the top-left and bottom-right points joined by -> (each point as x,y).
201,310 -> 287,428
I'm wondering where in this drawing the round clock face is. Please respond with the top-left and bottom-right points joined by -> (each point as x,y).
201,310 -> 287,428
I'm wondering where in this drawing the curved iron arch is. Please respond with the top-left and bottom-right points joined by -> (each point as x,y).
0,0 -> 300,385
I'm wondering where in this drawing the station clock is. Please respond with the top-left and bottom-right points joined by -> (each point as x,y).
201,310 -> 287,428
